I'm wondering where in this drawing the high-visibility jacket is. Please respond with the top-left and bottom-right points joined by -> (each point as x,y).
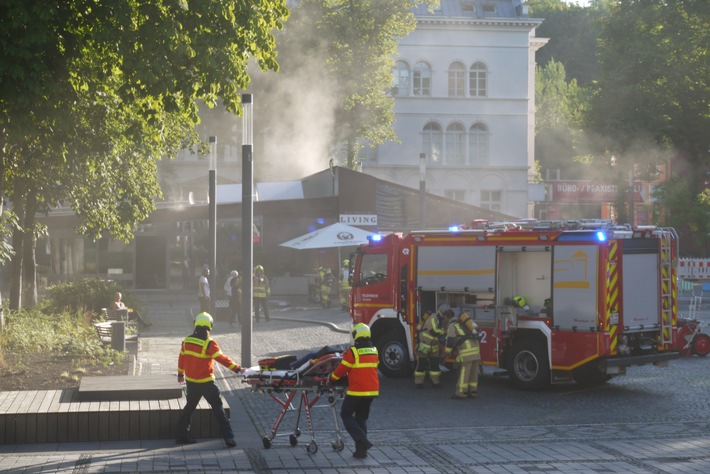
330,344 -> 380,397
253,275 -> 270,299
178,334 -> 240,383
445,322 -> 480,362
417,313 -> 445,357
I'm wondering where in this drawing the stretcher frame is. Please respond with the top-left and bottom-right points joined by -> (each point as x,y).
242,353 -> 346,454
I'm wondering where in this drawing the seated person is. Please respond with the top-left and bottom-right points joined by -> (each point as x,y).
112,291 -> 151,328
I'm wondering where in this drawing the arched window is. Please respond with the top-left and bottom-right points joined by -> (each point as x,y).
393,61 -> 410,96
448,62 -> 465,97
413,61 -> 431,96
446,123 -> 466,165
469,62 -> 487,97
469,123 -> 489,165
422,122 -> 442,164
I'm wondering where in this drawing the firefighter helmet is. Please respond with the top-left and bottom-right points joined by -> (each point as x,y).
255,265 -> 264,272
343,259 -> 350,267
194,312 -> 214,330
351,323 -> 371,341
513,296 -> 526,308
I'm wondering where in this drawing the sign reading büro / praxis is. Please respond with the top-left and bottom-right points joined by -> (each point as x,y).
340,214 -> 377,226
551,181 -> 643,203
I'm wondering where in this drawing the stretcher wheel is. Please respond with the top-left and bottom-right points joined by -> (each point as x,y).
307,441 -> 318,454
262,437 -> 272,449
328,396 -> 335,404
332,439 -> 344,452
294,427 -> 301,437
289,434 -> 298,446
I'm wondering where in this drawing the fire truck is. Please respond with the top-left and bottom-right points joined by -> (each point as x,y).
348,221 -> 679,389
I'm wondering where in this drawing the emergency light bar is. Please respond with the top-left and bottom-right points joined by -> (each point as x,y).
556,230 -> 609,242
368,234 -> 382,243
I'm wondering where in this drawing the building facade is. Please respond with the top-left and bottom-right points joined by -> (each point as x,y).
360,0 -> 546,219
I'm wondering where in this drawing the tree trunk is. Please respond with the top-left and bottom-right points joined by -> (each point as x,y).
22,192 -> 38,307
9,194 -> 25,310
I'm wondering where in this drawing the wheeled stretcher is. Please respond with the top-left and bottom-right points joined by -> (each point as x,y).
242,351 -> 346,453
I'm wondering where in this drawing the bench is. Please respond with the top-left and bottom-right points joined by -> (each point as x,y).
94,322 -> 137,345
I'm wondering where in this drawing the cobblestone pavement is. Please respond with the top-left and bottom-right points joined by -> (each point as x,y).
2,289 -> 710,473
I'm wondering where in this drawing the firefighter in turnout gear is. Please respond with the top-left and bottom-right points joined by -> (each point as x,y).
319,266 -> 334,309
253,265 -> 270,322
176,312 -> 242,447
339,259 -> 351,310
329,323 -> 379,459
445,311 -> 481,399
414,308 -> 453,388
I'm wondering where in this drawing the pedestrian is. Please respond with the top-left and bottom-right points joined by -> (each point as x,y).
444,311 -> 481,400
176,312 -> 242,448
111,291 -> 151,329
227,271 -> 241,326
328,322 -> 379,459
198,264 -> 210,313
414,307 -> 451,388
253,265 -> 270,322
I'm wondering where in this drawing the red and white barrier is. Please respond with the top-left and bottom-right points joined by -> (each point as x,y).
678,259 -> 710,280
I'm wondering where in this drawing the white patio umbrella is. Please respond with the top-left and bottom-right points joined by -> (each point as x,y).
279,222 -> 375,250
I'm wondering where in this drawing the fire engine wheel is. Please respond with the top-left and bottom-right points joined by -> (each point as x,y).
693,334 -> 710,357
377,330 -> 413,378
508,341 -> 550,390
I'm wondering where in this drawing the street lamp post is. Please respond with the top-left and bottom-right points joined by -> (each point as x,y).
241,94 -> 254,367
208,136 -> 217,316
419,153 -> 426,229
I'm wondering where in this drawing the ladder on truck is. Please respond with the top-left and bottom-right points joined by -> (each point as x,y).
659,229 -> 674,345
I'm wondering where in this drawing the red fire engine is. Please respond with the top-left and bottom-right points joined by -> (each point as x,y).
348,221 -> 679,389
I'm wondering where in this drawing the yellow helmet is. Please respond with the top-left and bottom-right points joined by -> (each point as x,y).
343,259 -> 350,266
513,296 -> 526,308
351,323 -> 371,341
255,265 -> 264,272
194,312 -> 214,330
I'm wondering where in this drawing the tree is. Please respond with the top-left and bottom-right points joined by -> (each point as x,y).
250,0 -> 437,174
0,0 -> 289,308
590,1 -> 709,186
535,60 -> 589,180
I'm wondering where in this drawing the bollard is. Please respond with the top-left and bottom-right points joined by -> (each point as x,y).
111,321 -> 126,352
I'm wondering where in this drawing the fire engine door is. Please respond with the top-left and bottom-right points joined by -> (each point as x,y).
552,245 -> 598,330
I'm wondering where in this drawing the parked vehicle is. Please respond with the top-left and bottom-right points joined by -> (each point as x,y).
349,221 -> 680,389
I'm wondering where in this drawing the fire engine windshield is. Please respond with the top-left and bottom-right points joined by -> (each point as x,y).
356,253 -> 388,285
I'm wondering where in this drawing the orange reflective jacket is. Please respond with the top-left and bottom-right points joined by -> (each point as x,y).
330,345 -> 379,397
178,335 -> 239,383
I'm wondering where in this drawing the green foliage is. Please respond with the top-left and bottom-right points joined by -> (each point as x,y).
652,177 -> 710,256
590,0 -> 709,187
1,0 -> 289,308
44,279 -> 144,316
0,307 -> 123,365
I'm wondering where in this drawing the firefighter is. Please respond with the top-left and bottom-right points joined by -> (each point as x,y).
445,311 -> 481,400
339,259 -> 351,310
253,265 -> 271,322
414,308 -> 451,388
319,266 -> 334,309
329,323 -> 379,459
176,312 -> 243,447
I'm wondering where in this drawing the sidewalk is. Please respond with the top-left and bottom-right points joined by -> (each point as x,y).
2,292 -> 710,473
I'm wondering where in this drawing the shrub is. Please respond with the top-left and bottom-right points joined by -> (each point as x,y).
0,306 -> 124,365
44,279 -> 144,317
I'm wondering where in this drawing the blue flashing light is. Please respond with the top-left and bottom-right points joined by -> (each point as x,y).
596,231 -> 607,242
449,226 -> 460,232
368,234 -> 382,242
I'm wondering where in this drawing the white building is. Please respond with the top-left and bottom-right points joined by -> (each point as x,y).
360,0 -> 546,218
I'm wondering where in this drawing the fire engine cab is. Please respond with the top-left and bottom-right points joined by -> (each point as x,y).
348,221 -> 679,389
